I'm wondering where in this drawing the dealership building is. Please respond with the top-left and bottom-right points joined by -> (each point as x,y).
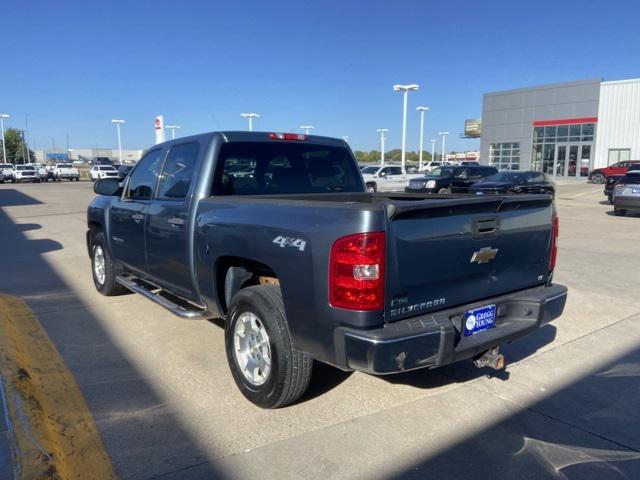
479,77 -> 640,178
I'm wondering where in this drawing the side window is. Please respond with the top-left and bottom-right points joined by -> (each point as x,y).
529,173 -> 545,183
389,167 -> 403,175
157,142 -> 200,200
127,149 -> 164,200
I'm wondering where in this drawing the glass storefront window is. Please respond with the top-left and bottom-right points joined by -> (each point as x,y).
533,127 -> 544,142
582,123 -> 594,141
569,124 -> 581,141
489,142 -> 521,170
557,125 -> 568,140
542,144 -> 555,174
544,126 -> 557,139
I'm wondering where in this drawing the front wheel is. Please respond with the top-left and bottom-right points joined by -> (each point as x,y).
91,232 -> 129,296
438,187 -> 451,194
592,173 -> 605,184
225,285 -> 313,408
614,208 -> 627,216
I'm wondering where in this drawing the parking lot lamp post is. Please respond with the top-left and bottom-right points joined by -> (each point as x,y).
377,129 -> 388,166
438,131 -> 449,164
393,84 -> 419,172
240,113 -> 260,132
165,125 -> 181,139
0,114 -> 9,162
300,125 -> 314,135
431,138 -> 437,163
111,119 -> 126,164
416,106 -> 429,170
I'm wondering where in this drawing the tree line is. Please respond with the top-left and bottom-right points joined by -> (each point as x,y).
0,128 -> 36,163
354,149 -> 436,164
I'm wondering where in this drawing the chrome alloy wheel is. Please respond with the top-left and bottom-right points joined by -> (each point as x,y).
93,245 -> 106,285
233,312 -> 272,386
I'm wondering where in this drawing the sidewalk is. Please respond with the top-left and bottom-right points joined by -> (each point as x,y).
0,374 -> 16,480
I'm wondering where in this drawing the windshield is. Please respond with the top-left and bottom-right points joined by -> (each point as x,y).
429,167 -> 454,177
0,164 -> 12,168
484,172 -> 524,182
57,164 -> 73,168
213,142 -> 364,195
100,166 -> 117,171
361,166 -> 378,174
17,166 -> 35,171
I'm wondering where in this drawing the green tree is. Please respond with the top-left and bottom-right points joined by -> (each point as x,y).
1,128 -> 35,163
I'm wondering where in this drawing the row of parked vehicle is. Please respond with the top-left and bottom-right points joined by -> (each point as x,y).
601,163 -> 640,216
360,163 -> 555,196
0,162 -> 80,183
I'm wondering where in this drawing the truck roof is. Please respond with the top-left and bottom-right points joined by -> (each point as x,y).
154,131 -> 348,149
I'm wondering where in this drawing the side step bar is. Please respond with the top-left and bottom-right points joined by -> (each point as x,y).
116,274 -> 211,320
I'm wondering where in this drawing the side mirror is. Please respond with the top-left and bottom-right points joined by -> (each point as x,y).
378,171 -> 386,177
94,178 -> 122,196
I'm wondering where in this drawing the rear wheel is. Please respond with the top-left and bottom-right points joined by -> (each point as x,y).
592,173 -> 605,184
225,285 -> 313,408
91,231 -> 128,296
614,208 -> 627,216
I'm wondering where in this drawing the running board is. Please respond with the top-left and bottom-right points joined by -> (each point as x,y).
116,274 -> 211,320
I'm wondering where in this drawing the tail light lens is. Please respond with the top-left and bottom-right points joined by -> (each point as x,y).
269,132 -> 307,141
329,232 -> 386,311
549,214 -> 559,272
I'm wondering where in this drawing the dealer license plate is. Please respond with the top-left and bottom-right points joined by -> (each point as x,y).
632,188 -> 640,194
463,304 -> 496,336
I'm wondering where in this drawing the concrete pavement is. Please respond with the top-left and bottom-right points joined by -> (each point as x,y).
0,180 -> 639,479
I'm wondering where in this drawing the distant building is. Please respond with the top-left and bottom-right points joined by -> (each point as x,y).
35,148 -> 143,164
480,77 -> 640,177
446,151 -> 479,162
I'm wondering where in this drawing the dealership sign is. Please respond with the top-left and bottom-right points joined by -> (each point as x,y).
155,115 -> 165,144
464,118 -> 482,138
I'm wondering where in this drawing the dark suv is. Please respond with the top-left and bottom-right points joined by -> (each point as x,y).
405,165 -> 498,194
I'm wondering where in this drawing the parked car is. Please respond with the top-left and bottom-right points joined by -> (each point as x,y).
612,171 -> 640,216
460,160 -> 480,166
470,171 -> 555,196
360,164 -> 423,192
90,165 -> 119,181
0,163 -> 15,182
405,165 -> 498,194
117,164 -> 134,181
27,163 -> 48,181
419,161 -> 443,172
12,165 -> 39,183
604,164 -> 640,203
589,160 -> 640,184
87,131 -> 566,408
53,163 -> 80,181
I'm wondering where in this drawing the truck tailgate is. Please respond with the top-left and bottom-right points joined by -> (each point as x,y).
383,195 -> 554,322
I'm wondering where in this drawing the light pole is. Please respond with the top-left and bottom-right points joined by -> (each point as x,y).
393,84 -> 419,172
377,129 -> 389,166
240,113 -> 260,132
165,125 -> 182,139
111,119 -> 126,164
430,138 -> 437,164
300,125 -> 314,135
0,114 -> 9,163
416,106 -> 429,171
438,131 -> 449,164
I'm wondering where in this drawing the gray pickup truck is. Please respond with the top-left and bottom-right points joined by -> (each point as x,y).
87,131 -> 567,408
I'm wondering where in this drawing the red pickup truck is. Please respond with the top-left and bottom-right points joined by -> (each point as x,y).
590,160 -> 640,183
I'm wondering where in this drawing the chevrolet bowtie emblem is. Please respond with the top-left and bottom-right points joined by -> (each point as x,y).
470,247 -> 498,264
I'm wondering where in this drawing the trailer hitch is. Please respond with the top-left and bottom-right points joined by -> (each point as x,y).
474,347 -> 505,370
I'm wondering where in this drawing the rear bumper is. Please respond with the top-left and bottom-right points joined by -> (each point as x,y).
334,284 -> 567,374
614,196 -> 640,210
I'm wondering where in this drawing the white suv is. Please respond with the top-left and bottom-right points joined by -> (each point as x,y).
90,165 -> 119,181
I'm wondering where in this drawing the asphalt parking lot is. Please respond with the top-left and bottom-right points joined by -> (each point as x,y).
1,180 -> 639,479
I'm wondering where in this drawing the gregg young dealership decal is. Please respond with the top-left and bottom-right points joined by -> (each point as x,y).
273,235 -> 307,252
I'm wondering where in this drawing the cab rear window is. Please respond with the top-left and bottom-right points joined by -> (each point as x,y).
213,142 -> 364,195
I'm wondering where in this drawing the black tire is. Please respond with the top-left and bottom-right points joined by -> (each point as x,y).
438,187 -> 451,194
90,231 -> 129,296
225,285 -> 313,408
608,195 -> 613,205
592,173 -> 605,184
614,208 -> 626,216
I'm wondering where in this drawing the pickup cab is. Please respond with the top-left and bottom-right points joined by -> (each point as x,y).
54,163 -> 80,181
87,131 -> 567,408
360,164 -> 423,192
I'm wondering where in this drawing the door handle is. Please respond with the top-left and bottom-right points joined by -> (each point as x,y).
168,217 -> 185,226
131,213 -> 144,222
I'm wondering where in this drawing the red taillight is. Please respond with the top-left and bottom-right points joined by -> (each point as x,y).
268,132 -> 307,141
329,232 -> 386,311
549,215 -> 559,272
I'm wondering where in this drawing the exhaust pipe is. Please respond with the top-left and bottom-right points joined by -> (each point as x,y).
474,347 -> 505,370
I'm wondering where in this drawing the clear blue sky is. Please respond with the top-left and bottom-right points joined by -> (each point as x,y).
2,0 -> 640,153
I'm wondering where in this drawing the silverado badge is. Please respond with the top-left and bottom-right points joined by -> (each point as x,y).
470,247 -> 498,264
